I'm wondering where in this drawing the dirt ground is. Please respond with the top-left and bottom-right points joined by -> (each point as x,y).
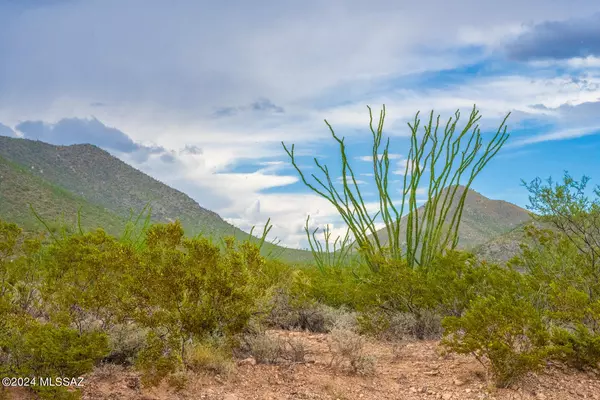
5,329 -> 600,400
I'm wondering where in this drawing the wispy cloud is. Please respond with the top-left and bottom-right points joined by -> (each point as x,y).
1,1 -> 600,247
509,125 -> 600,147
356,153 -> 402,162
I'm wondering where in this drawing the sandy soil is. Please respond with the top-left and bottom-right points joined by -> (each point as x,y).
4,330 -> 600,400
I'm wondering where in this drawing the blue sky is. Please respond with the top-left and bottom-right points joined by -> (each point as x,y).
0,0 -> 599,248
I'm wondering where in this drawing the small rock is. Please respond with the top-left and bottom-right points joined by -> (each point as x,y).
536,393 -> 547,400
453,379 -> 466,386
237,357 -> 256,366
442,393 -> 453,400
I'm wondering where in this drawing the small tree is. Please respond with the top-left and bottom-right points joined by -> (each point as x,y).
524,172 -> 600,273
283,105 -> 510,269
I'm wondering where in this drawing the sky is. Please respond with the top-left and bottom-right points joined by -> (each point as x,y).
0,0 -> 599,249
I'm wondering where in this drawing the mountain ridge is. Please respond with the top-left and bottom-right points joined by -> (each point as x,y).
371,185 -> 533,252
0,136 -> 313,262
0,135 -> 534,263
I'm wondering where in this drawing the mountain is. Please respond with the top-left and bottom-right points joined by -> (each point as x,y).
0,154 -> 127,235
370,185 -> 533,253
0,135 -> 536,265
474,220 -> 551,264
0,136 -> 313,262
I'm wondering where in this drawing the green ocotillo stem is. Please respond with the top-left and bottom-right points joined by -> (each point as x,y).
283,105 -> 510,271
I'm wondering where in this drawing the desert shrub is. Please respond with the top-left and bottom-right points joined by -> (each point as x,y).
104,323 -> 147,365
39,228 -> 136,330
283,337 -> 308,363
0,220 -> 44,317
246,332 -> 285,364
185,342 -> 235,376
0,218 -> 289,393
0,316 -> 109,399
266,287 -> 358,333
135,331 -> 181,387
511,225 -> 600,369
442,295 -> 550,388
328,328 -> 376,376
127,222 -> 265,382
292,263 -> 368,309
166,371 -> 189,392
549,324 -> 600,370
91,362 -> 125,381
359,309 -> 442,341
354,252 -> 494,340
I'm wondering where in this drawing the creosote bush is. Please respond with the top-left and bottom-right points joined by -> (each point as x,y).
0,216 -> 281,397
442,173 -> 600,385
442,295 -> 550,387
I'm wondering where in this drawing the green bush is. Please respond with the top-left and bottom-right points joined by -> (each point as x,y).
135,331 -> 181,387
0,218 -> 277,392
442,295 -> 550,388
184,342 -> 234,376
511,225 -> 600,369
0,316 -> 108,399
550,324 -> 600,370
40,228 -> 136,330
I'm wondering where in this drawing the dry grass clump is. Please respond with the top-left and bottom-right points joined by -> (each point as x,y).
245,332 -> 309,364
328,328 -> 376,376
185,343 -> 235,377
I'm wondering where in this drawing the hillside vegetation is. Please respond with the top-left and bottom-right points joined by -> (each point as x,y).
0,136 -> 313,263
371,185 -> 532,251
0,106 -> 598,400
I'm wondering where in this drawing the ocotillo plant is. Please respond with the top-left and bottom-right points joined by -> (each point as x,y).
282,105 -> 511,270
304,214 -> 353,272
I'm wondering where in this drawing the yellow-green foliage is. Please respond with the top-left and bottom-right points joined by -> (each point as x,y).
2,169 -> 600,395
135,331 -> 181,387
0,315 -> 109,399
41,228 -> 136,330
0,218 -> 277,394
185,342 -> 234,376
511,226 -> 600,369
442,295 -> 550,388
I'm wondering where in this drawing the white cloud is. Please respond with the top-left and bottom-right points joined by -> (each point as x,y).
509,125 -> 600,147
356,153 -> 402,162
2,0 -> 600,248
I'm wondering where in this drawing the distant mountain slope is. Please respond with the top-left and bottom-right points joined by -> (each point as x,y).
0,154 -> 126,234
0,136 -> 234,237
473,220 -> 551,264
0,136 -> 313,263
0,136 -> 537,265
371,185 -> 533,252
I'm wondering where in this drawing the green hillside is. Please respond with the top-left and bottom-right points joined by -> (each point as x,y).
0,136 -> 313,263
0,155 -> 127,234
0,136 -> 540,265
370,185 -> 533,252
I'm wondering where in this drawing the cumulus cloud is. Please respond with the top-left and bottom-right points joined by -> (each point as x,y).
14,117 -> 172,162
2,0 -> 600,248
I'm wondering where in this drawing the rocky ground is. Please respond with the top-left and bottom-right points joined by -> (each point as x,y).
5,329 -> 600,400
